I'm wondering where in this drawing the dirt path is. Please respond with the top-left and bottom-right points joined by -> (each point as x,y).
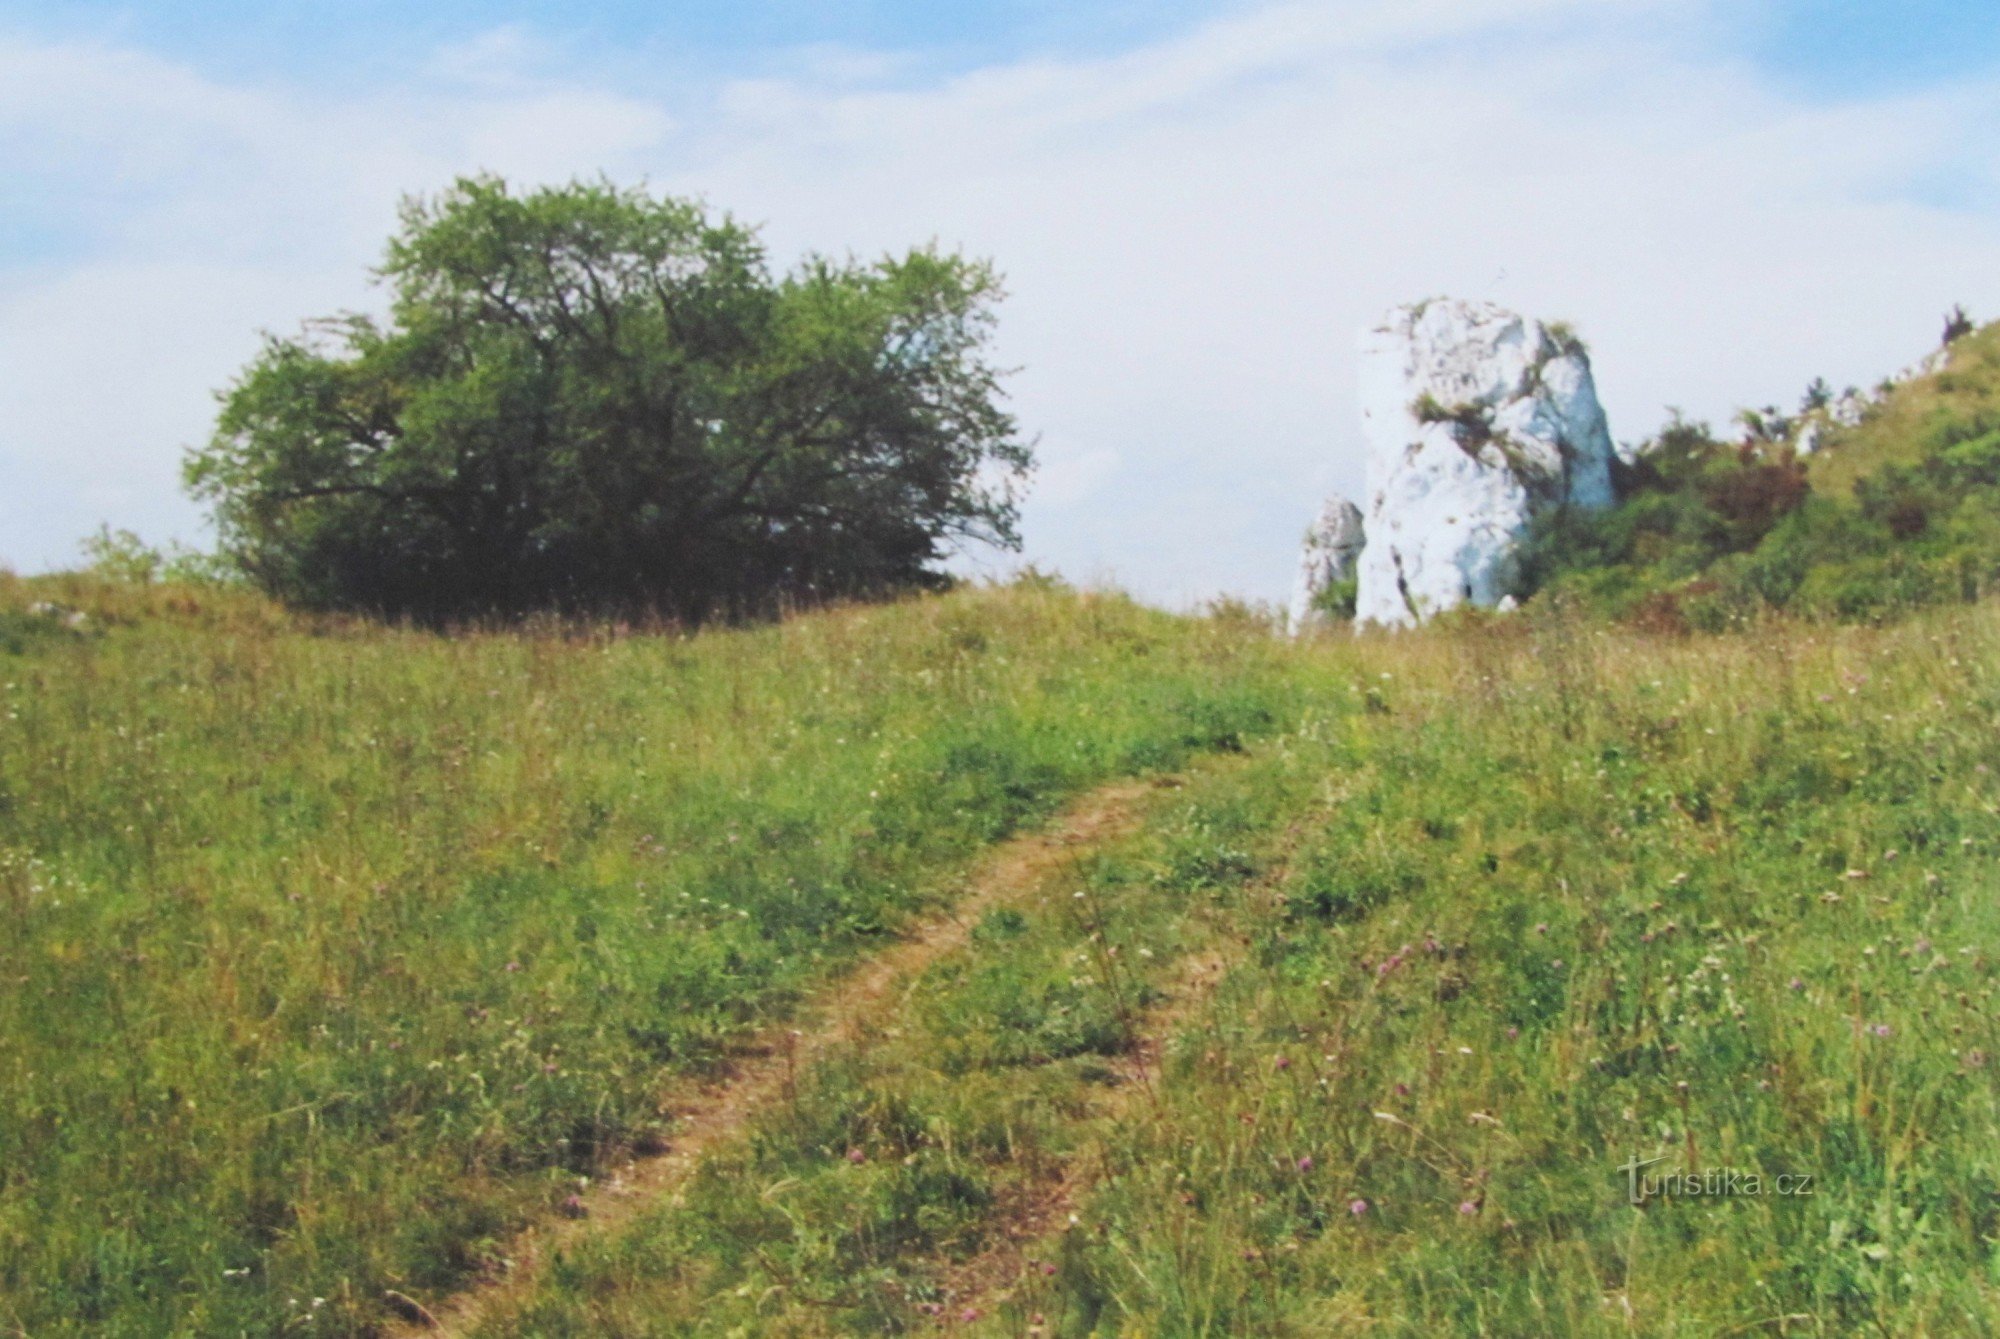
925,816 -> 1311,1326
384,776 -> 1169,1337
919,944 -> 1241,1317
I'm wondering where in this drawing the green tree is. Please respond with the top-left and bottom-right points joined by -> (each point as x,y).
187,176 -> 1032,622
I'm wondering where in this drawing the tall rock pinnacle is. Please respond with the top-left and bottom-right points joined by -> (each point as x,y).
1351,298 -> 1618,627
1287,496 -> 1366,634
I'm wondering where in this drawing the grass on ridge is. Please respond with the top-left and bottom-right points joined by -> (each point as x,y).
1810,322 -> 2000,499
10,567 -> 2000,1337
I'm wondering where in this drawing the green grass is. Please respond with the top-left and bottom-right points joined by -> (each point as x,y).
1810,323 -> 2000,499
0,573 -> 1304,1336
1013,605 -> 2000,1336
463,601 -> 2000,1336
11,569 -> 2000,1336
467,751 -> 1312,1338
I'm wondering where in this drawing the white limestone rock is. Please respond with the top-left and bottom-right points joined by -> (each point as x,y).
1287,496 -> 1365,635
1895,345 -> 1953,386
1793,389 -> 1871,456
1830,389 -> 1869,428
1352,299 -> 1618,628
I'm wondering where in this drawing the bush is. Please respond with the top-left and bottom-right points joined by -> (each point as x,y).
186,177 -> 1031,624
1520,417 -> 1812,611
1309,574 -> 1358,622
1515,397 -> 2000,627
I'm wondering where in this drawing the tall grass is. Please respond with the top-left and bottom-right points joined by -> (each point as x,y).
11,568 -> 1999,1336
0,574 -> 1301,1337
1022,604 -> 2000,1335
466,601 -> 2000,1336
472,765 -> 1267,1337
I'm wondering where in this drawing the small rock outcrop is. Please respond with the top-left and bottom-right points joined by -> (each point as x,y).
1792,389 -> 1868,456
1350,299 -> 1620,627
1287,496 -> 1365,634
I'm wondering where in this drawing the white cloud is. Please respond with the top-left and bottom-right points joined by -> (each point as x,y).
1034,447 -> 1123,510
3,2 -> 1999,604
0,29 -> 677,566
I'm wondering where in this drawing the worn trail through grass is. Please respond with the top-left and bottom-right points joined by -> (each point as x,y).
454,741 -> 1331,1337
0,579 -> 1312,1336
933,819 -> 1320,1326
392,773 -> 1175,1336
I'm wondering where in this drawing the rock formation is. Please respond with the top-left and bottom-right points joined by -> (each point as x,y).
1792,389 -> 1867,456
1287,496 -> 1365,634
1348,299 -> 1620,627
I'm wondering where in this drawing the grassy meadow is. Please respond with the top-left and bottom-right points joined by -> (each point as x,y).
1808,321 -> 2000,499
1023,606 -> 2000,1336
464,602 -> 2000,1336
0,573 -> 1300,1336
5,571 -> 2000,1335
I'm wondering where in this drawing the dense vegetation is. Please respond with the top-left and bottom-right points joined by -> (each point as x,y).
12,300 -> 2000,1337
187,177 -> 1029,624
1520,319 -> 2000,629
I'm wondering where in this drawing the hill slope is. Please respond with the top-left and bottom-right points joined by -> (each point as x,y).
0,575 -> 1302,1337
1810,321 -> 2000,498
1521,318 -> 2000,628
5,575 -> 2000,1335
470,603 -> 2000,1337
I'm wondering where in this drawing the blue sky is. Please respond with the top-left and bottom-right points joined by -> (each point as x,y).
0,0 -> 1229,89
1753,0 -> 2000,93
5,0 -> 1996,90
5,1 -> 2000,603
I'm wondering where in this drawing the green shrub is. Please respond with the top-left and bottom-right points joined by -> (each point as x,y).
1523,369 -> 2000,628
1310,574 -> 1359,621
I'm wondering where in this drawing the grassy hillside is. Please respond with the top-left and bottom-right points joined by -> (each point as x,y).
0,574 -> 1304,1336
7,571 -> 2000,1336
1523,320 -> 2000,628
1809,322 -> 2000,499
474,602 -> 2000,1336
1039,606 -> 2000,1335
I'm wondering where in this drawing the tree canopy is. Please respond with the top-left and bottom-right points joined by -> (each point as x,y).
186,176 -> 1032,622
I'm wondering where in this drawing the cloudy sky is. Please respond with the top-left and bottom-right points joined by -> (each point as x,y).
3,0 -> 1999,605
